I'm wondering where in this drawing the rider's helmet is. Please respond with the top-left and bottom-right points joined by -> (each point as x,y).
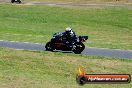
65,27 -> 72,32
65,27 -> 74,36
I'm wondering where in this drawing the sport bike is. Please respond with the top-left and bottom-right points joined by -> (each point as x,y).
45,32 -> 88,54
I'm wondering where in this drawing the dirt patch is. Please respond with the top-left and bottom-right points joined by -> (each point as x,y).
20,1 -> 131,9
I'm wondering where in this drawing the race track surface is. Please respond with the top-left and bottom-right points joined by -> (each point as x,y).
0,40 -> 132,59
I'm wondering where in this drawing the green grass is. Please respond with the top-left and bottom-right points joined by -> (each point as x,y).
0,48 -> 132,88
0,5 -> 132,50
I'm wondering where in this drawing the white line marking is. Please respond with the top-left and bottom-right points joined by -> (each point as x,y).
15,48 -> 40,51
0,33 -> 44,37
0,40 -> 43,45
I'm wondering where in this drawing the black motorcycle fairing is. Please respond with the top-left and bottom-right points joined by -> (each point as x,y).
51,38 -> 72,51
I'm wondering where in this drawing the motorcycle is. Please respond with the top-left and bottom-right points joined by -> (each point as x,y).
11,0 -> 21,3
45,32 -> 88,54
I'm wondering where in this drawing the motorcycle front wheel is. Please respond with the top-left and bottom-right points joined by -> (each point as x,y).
18,0 -> 21,3
72,42 -> 85,54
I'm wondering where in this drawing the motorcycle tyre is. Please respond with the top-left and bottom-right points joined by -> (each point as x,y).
45,42 -> 54,51
72,42 -> 85,54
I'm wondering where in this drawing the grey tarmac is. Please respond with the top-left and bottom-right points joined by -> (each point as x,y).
0,40 -> 132,59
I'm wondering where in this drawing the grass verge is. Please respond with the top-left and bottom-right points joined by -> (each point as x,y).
0,48 -> 132,88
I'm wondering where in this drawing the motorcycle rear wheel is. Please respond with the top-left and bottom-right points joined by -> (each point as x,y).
45,42 -> 54,51
11,0 -> 15,3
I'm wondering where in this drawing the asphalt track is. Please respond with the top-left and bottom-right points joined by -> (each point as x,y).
0,40 -> 132,59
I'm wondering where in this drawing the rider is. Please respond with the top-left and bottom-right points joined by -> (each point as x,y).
62,27 -> 77,47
